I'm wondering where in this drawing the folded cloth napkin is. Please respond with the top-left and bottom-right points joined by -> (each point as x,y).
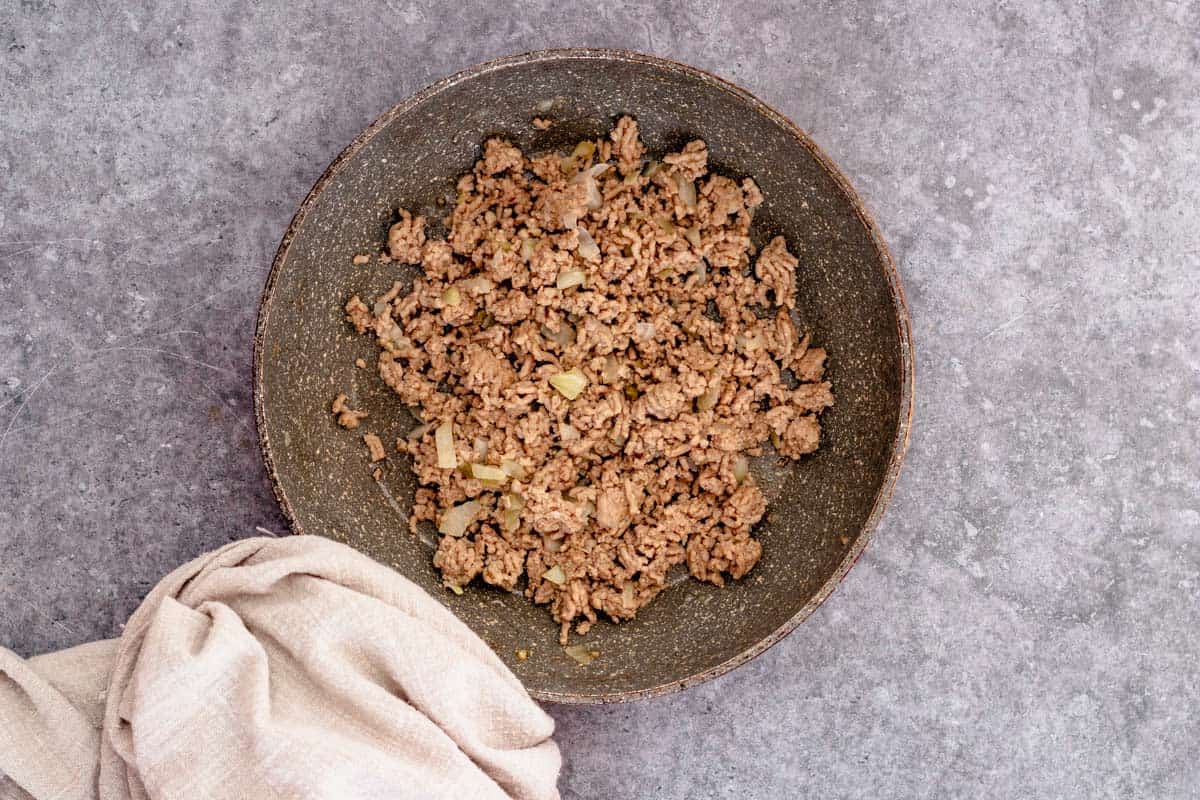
0,535 -> 561,800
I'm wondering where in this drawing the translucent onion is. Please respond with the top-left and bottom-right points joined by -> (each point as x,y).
676,174 -> 698,210
543,565 -> 567,585
684,225 -> 702,248
601,355 -> 621,383
440,287 -> 461,307
696,378 -> 722,411
564,644 -> 598,665
407,422 -> 434,441
584,178 -> 603,210
733,456 -> 749,483
435,421 -> 457,469
655,215 -> 676,234
634,322 -> 656,341
520,237 -> 538,260
559,423 -> 580,443
500,492 -> 524,532
580,162 -> 608,209
544,536 -> 563,553
556,268 -> 587,290
470,463 -> 507,484
575,226 -> 600,262
472,437 -> 489,459
561,210 -> 579,230
572,140 -> 596,159
549,369 -> 588,400
694,258 -> 709,285
642,160 -> 661,178
462,276 -> 494,294
500,459 -> 527,480
735,334 -> 762,352
621,582 -> 636,607
438,500 -> 481,537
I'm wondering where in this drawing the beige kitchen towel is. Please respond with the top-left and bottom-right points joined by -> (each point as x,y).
0,535 -> 560,800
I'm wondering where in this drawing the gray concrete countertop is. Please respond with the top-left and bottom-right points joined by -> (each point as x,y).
2,2 -> 1197,797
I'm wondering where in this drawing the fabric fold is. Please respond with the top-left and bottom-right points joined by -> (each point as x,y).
0,535 -> 560,800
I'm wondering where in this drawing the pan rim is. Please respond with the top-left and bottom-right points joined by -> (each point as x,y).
252,47 -> 914,704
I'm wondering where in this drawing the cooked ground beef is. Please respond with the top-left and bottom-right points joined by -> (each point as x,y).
363,433 -> 386,462
331,394 -> 368,430
343,116 -> 834,643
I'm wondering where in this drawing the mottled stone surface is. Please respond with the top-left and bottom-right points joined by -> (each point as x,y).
1,2 -> 1196,797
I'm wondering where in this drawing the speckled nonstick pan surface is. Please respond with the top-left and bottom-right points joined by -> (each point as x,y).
253,49 -> 913,703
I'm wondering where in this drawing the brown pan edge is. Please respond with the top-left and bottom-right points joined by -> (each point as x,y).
251,48 -> 915,705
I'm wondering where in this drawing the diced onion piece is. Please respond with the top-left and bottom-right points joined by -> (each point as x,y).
561,210 -> 579,230
589,162 -> 610,177
601,355 -> 621,383
500,492 -> 524,532
440,287 -> 461,307
694,258 -> 708,285
544,536 -> 563,553
549,369 -> 588,400
585,178 -> 603,210
655,215 -> 675,235
438,500 -> 481,537
769,431 -> 783,450
435,421 -> 457,469
733,456 -> 749,483
500,459 -> 527,480
560,156 -> 577,175
470,463 -> 507,484
572,140 -> 596,159
684,225 -> 702,248
634,322 -> 656,341
407,422 -> 434,441
544,565 -> 567,585
564,644 -> 598,665
696,378 -> 722,411
622,582 -> 636,606
643,160 -> 661,178
472,437 -> 488,459
578,500 -> 595,520
559,423 -> 580,443
520,237 -> 538,260
575,226 -> 600,262
463,276 -> 494,294
540,322 -> 576,347
735,334 -> 762,352
676,174 -> 697,210
448,583 -> 464,595
556,268 -> 587,289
